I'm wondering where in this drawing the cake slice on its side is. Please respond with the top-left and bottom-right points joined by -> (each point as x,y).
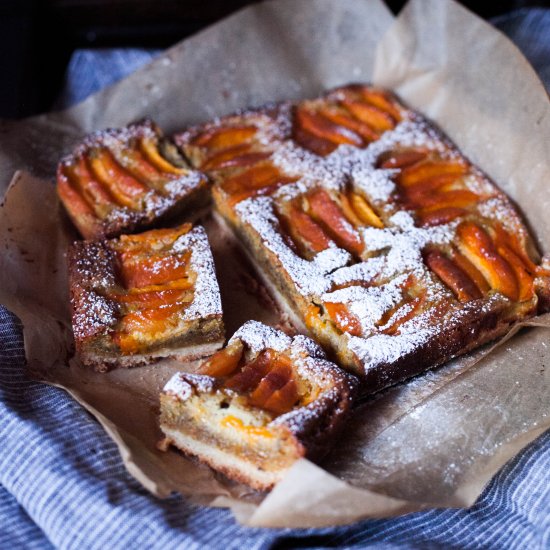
159,320 -> 358,491
68,223 -> 224,371
57,119 -> 209,240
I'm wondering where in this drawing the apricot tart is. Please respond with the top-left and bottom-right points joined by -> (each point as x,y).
58,119 -> 209,240
159,320 -> 357,490
175,84 -> 550,393
68,223 -> 224,371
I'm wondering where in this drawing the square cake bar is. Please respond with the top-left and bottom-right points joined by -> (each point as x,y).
159,320 -> 357,490
175,84 -> 550,393
68,223 -> 224,371
58,119 -> 209,240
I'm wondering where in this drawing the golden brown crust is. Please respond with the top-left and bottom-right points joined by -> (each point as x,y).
57,119 -> 209,240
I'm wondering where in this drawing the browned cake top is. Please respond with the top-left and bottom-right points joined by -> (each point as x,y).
69,223 -> 222,354
175,84 -> 550,373
58,119 -> 206,239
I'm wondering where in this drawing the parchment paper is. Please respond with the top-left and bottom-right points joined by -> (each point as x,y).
1,0 -> 549,528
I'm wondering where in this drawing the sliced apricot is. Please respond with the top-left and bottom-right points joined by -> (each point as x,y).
139,137 -> 186,176
382,293 -> 425,335
359,88 -> 402,122
324,302 -> 362,336
417,207 -> 468,227
293,126 -> 338,156
249,357 -> 293,410
108,288 -> 189,309
378,150 -> 428,170
284,205 -> 332,253
57,174 -> 99,238
224,349 -> 273,393
497,245 -> 534,302
318,107 -> 378,142
348,192 -> 384,228
410,190 -> 481,213
68,157 -> 115,208
201,143 -> 270,171
89,149 -> 149,208
258,379 -> 299,414
191,125 -> 257,149
307,188 -> 363,256
115,303 -> 184,353
398,161 -> 468,187
451,249 -> 490,294
118,251 -> 190,289
222,164 -> 295,197
117,147 -> 164,186
341,99 -> 395,132
295,107 -> 363,147
457,222 -> 519,301
200,340 -> 244,377
424,249 -> 482,302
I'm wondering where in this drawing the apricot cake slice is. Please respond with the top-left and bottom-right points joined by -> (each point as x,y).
68,223 -> 224,371
159,320 -> 357,490
175,84 -> 550,394
58,119 -> 209,240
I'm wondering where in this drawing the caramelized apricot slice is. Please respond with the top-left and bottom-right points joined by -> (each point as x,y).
424,249 -> 482,302
117,148 -> 164,185
348,192 -> 384,228
307,188 -> 363,256
192,125 -> 257,149
341,99 -> 395,132
108,288 -> 188,309
57,175 -> 99,238
222,164 -> 294,195
295,108 -> 363,147
117,224 -> 192,248
382,293 -> 425,335
119,251 -> 190,289
324,302 -> 362,336
285,205 -> 332,253
457,222 -> 519,301
451,249 -> 490,294
202,144 -> 270,171
398,161 -> 468,187
140,137 -> 186,175
293,126 -> 338,156
116,303 -> 184,353
359,88 -> 402,122
410,190 -> 481,212
497,245 -> 534,302
378,150 -> 428,170
258,379 -> 299,414
318,107 -> 378,142
417,207 -> 468,227
200,340 -> 244,377
249,357 -> 294,412
225,349 -> 273,393
89,149 -> 149,208
68,157 -> 115,208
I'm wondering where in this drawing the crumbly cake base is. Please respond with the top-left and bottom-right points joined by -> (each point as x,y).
81,339 -> 224,372
159,427 -> 288,491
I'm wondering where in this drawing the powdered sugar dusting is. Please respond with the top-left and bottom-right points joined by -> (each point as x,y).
236,197 -> 351,296
173,226 -> 223,320
230,320 -> 291,353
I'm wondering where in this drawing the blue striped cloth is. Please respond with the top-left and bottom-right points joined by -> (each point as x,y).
1,9 -> 549,549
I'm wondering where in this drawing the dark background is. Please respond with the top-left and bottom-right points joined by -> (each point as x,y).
1,0 -> 549,119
